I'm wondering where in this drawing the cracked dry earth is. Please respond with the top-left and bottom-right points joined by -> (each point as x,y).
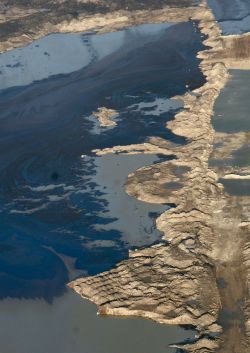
70,1 -> 250,353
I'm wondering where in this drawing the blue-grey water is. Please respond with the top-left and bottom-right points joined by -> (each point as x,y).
0,20 -> 205,353
0,289 -> 195,353
0,21 -> 206,301
212,70 -> 250,134
211,70 -> 250,195
207,0 -> 250,35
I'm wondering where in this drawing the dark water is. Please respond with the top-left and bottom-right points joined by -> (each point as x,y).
0,21 -> 206,301
207,0 -> 250,35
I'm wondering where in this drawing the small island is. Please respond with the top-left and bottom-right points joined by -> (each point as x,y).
93,107 -> 118,128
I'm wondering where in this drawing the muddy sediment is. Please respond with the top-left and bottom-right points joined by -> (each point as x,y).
2,0 -> 250,352
70,1 -> 250,352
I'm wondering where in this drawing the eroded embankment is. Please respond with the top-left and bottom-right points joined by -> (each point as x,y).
208,32 -> 250,69
70,1 -> 250,352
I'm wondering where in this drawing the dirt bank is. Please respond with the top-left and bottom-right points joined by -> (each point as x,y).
70,1 -> 250,352
2,0 -> 250,352
0,0 -> 198,52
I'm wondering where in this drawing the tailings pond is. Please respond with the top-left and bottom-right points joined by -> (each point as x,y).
0,21 -> 205,352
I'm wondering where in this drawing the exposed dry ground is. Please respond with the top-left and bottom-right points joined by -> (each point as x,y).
209,32 -> 250,69
69,2 -> 250,352
92,107 -> 118,128
0,0 -> 198,52
2,0 -> 250,352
